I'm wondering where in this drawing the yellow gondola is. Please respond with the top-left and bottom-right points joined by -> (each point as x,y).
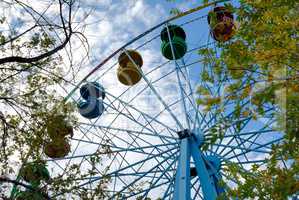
117,50 -> 143,86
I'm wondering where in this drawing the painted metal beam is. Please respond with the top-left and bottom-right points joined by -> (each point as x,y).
190,137 -> 218,200
174,137 -> 191,200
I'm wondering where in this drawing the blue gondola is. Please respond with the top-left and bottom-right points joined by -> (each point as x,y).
80,82 -> 105,100
77,97 -> 104,119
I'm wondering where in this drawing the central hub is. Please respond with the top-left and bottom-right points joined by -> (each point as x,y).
177,128 -> 205,147
177,129 -> 190,139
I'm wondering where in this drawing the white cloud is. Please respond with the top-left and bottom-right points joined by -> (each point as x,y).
3,1 -> 285,199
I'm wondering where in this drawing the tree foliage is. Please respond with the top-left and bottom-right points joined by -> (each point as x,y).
0,0 -> 110,199
196,0 -> 299,199
168,0 -> 299,199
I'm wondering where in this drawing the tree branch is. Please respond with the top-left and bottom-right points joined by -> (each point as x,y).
0,176 -> 51,200
0,0 -> 73,65
0,33 -> 71,65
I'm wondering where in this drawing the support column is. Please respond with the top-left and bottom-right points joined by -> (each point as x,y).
174,137 -> 191,200
173,130 -> 222,200
190,136 -> 218,200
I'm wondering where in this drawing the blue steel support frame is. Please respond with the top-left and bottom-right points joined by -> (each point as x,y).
174,135 -> 219,200
190,136 -> 218,200
174,137 -> 191,200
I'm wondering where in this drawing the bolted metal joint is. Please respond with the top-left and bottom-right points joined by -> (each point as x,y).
177,129 -> 191,139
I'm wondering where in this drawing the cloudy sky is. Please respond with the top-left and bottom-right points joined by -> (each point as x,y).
48,1 -> 218,198
1,0 -> 284,199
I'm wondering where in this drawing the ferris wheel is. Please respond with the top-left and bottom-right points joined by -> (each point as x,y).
11,1 -> 291,200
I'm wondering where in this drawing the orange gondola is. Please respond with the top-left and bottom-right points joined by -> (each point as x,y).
117,50 -> 143,86
208,6 -> 235,42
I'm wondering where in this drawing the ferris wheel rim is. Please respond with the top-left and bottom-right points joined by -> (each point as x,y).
8,1 -> 293,199
64,0 -> 231,102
